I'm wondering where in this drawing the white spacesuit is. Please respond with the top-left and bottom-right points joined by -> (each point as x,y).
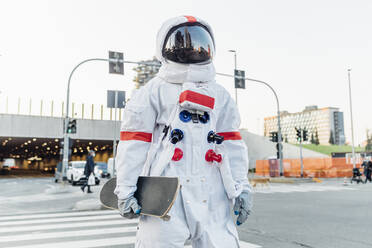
114,15 -> 253,248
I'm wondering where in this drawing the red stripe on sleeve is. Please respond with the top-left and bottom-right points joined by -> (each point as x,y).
217,132 -> 242,140
120,131 -> 152,142
184,16 -> 197,23
179,90 -> 215,109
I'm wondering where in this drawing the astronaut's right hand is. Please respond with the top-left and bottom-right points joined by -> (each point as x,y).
118,196 -> 141,219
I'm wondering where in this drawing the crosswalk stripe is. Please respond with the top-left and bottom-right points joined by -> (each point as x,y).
240,241 -> 262,248
4,236 -> 260,248
0,211 -> 262,248
0,219 -> 137,233
184,241 -> 261,248
0,213 -> 121,226
0,226 -> 137,243
0,210 -> 116,221
2,236 -> 137,248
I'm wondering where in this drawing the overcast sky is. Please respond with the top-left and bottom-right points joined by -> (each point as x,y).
0,0 -> 371,145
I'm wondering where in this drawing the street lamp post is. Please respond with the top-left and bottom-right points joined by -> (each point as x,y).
228,50 -> 238,105
347,69 -> 356,169
216,72 -> 284,176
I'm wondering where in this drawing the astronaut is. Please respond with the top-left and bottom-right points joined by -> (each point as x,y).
114,16 -> 253,248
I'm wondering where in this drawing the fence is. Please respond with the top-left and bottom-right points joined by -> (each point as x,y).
0,96 -> 124,121
256,157 -> 362,178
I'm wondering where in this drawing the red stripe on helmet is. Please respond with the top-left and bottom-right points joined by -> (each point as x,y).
217,132 -> 242,140
184,16 -> 197,23
120,131 -> 152,142
179,90 -> 215,110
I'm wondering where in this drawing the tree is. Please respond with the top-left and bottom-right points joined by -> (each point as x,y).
310,133 -> 315,144
329,130 -> 335,145
315,130 -> 320,145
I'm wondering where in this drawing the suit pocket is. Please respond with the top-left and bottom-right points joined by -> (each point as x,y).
122,104 -> 146,130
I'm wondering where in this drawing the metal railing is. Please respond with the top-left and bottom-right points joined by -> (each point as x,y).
0,96 -> 123,121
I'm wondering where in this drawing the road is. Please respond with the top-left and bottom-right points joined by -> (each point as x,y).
0,177 -> 371,248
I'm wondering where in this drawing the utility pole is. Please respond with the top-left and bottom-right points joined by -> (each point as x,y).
228,50 -> 238,105
296,127 -> 304,177
216,72 -> 283,176
348,69 -> 356,168
113,91 -> 118,177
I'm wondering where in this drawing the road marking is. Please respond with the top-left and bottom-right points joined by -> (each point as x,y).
2,236 -> 137,248
0,226 -> 137,242
0,219 -> 137,233
0,212 -> 120,226
184,241 -> 261,248
0,191 -> 83,203
0,211 -> 262,248
0,210 -> 116,221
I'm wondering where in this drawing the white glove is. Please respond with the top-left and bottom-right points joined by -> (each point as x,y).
233,191 -> 252,226
118,196 -> 141,219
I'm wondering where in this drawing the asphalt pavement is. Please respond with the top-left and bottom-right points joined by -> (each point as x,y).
0,177 -> 371,248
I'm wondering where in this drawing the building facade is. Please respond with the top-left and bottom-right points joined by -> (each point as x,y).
264,106 -> 345,145
132,57 -> 161,89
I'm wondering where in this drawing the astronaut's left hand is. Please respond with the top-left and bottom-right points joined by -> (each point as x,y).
233,191 -> 252,226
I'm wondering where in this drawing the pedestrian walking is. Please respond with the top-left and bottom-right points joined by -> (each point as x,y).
81,150 -> 95,193
365,160 -> 372,183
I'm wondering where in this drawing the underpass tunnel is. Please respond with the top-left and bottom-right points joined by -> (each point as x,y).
0,136 -> 114,175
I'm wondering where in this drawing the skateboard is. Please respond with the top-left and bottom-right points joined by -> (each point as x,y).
100,176 -> 180,220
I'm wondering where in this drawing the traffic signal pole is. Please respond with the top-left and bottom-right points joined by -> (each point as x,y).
216,72 -> 284,176
300,136 -> 304,178
62,57 -> 160,181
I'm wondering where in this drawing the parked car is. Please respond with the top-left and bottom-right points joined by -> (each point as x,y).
1,158 -> 15,171
66,161 -> 100,186
94,162 -> 109,178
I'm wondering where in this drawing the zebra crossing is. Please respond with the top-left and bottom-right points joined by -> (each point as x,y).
0,209 -> 261,248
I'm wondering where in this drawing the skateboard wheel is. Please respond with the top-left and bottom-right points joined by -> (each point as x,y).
172,148 -> 183,161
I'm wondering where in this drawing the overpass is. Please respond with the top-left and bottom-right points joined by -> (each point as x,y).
0,113 -> 120,169
0,113 -> 120,140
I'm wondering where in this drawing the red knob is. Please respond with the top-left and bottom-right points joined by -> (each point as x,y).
205,149 -> 222,163
172,148 -> 183,161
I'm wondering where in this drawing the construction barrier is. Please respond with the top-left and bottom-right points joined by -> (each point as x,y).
255,158 -> 362,178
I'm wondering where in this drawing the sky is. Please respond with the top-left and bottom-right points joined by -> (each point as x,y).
0,0 -> 371,145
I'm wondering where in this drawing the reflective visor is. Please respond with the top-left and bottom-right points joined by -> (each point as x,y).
162,23 -> 215,64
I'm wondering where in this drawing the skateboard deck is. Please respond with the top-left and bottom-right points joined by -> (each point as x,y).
100,176 -> 180,219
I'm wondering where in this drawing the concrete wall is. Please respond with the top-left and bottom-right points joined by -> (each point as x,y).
0,114 -> 120,140
241,129 -> 328,169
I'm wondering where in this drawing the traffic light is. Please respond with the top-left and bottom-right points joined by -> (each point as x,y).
302,129 -> 308,141
270,131 -> 278,142
295,127 -> 302,142
67,119 -> 77,134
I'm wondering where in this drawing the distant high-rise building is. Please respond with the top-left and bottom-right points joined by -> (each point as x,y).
264,106 -> 345,145
132,57 -> 161,89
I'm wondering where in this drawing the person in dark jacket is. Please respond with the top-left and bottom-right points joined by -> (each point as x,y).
81,150 -> 95,193
365,160 -> 372,183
